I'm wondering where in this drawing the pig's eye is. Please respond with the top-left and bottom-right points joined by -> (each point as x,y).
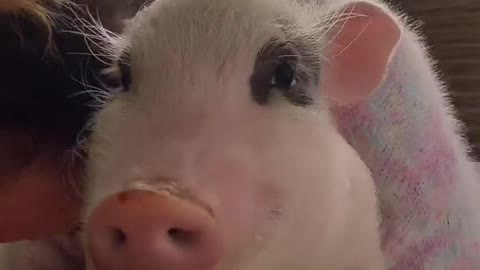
118,62 -> 132,90
271,62 -> 296,89
113,51 -> 132,92
104,63 -> 131,93
102,51 -> 132,93
251,39 -> 317,107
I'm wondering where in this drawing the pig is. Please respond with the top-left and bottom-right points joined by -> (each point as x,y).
0,0 -> 402,269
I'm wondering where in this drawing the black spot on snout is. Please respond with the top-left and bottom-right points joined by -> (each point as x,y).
250,35 -> 320,107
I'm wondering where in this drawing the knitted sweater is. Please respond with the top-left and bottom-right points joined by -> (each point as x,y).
333,15 -> 480,269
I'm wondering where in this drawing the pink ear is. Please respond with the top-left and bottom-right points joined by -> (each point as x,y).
322,1 -> 401,106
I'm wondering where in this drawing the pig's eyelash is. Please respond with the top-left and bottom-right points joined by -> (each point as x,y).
67,62 -> 113,107
277,54 -> 301,59
278,3 -> 369,64
58,1 -> 126,57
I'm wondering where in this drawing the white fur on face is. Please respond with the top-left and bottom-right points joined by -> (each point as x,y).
84,0 -> 384,269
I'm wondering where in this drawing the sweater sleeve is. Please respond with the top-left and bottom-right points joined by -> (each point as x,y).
333,26 -> 480,269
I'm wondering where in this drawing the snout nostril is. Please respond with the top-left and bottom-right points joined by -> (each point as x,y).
88,190 -> 222,270
167,228 -> 199,248
109,226 -> 128,247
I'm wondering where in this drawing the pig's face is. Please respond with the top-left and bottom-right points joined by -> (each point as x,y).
82,0 -> 400,269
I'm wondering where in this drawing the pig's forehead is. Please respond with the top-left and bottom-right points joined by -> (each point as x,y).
125,0 -> 310,66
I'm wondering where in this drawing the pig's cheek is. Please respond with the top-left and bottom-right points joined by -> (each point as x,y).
193,161 -> 263,248
202,181 -> 282,254
200,180 -> 258,248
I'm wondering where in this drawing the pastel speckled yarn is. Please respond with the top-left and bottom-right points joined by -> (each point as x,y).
333,14 -> 480,270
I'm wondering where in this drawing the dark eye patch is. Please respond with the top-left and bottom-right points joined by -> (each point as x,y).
250,37 -> 319,107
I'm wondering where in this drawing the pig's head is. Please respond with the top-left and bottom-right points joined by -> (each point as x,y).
82,0 -> 402,269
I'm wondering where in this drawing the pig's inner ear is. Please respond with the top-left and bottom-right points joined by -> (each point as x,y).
321,1 -> 402,106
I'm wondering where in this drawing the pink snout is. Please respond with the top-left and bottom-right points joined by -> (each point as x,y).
86,190 -> 222,270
